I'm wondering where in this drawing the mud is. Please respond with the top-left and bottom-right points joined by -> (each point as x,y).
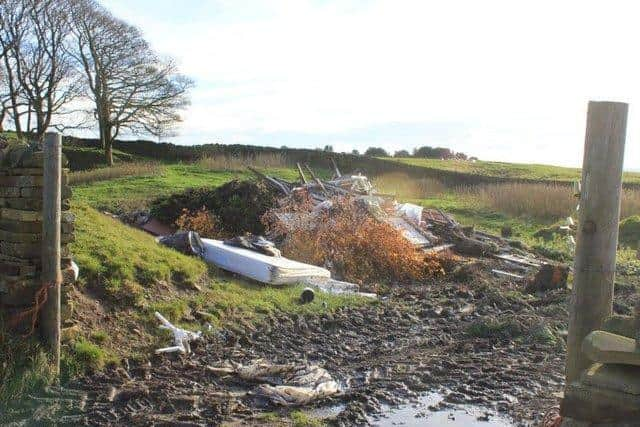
5,260 -> 639,426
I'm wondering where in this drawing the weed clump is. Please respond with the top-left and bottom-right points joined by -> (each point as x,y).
467,317 -> 560,345
619,215 -> 640,248
467,318 -> 524,341
72,339 -> 107,372
175,207 -> 222,238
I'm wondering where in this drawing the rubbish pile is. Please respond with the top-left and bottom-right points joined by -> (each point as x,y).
252,162 -> 499,256
153,160 -> 567,295
250,162 -> 562,286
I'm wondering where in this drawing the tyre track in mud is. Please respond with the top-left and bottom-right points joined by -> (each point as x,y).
6,265 -> 570,426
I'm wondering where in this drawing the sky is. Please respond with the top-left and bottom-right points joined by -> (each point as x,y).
100,0 -> 640,169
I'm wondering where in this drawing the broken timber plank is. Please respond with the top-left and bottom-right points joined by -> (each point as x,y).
247,166 -> 290,195
494,253 -> 542,268
582,330 -> 640,367
296,163 -> 309,184
303,164 -> 327,194
492,269 -> 524,280
330,158 -> 342,178
423,244 -> 455,254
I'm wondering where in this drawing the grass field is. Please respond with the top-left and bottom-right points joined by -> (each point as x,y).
72,163 -> 300,212
389,157 -> 640,184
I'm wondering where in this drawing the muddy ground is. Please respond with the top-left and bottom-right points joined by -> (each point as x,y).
5,259 -> 640,427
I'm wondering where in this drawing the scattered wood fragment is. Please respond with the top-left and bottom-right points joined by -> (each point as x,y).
494,253 -> 542,268
296,163 -> 308,184
247,166 -> 290,195
423,244 -> 455,254
303,164 -> 327,194
492,269 -> 524,280
330,158 -> 342,178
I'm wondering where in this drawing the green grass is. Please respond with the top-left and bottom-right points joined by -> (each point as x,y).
619,215 -> 640,248
90,330 -> 108,344
467,318 -> 524,340
0,130 -> 22,144
70,202 -> 207,300
71,339 -> 108,371
290,410 -> 324,427
389,157 -> 640,184
72,163 -> 299,212
0,336 -> 55,405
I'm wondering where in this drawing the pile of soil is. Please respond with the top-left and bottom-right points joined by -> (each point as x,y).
150,180 -> 278,236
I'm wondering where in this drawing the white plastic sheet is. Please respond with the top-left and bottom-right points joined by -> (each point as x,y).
396,203 -> 423,225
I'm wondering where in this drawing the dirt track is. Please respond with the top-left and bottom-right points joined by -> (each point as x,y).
7,257 -> 640,426
3,257 -> 589,426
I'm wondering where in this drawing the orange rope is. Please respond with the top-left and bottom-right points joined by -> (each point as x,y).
542,406 -> 562,427
8,282 -> 54,337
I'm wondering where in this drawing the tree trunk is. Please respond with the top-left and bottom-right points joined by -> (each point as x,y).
34,99 -> 46,143
0,106 -> 5,132
98,114 -> 106,150
98,121 -> 105,150
105,138 -> 113,166
3,56 -> 22,137
104,125 -> 114,166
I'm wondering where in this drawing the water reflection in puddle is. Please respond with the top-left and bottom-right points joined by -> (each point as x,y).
368,392 -> 513,426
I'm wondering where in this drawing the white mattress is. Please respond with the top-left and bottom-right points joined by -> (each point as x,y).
201,239 -> 330,285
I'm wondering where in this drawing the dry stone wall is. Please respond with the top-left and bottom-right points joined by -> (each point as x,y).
0,148 -> 74,322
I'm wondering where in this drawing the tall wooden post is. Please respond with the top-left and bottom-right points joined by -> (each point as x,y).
41,132 -> 62,376
566,101 -> 628,383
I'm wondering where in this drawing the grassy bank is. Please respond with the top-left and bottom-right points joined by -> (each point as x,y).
1,163 -> 361,403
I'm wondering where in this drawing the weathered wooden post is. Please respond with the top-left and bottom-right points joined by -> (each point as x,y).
566,101 -> 628,383
40,132 -> 62,376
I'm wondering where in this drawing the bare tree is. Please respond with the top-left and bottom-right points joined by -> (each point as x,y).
0,84 -> 9,133
0,0 -> 27,136
70,0 -> 193,165
0,0 -> 82,141
0,59 -> 7,132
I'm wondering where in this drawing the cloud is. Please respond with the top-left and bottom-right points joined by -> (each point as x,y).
100,0 -> 640,168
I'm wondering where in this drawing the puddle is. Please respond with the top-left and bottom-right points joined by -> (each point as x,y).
368,392 -> 513,426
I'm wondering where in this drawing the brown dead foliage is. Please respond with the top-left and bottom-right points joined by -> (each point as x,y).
175,207 -> 221,238
264,195 -> 446,285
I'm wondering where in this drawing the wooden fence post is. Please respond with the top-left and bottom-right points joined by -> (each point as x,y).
40,132 -> 62,376
565,101 -> 628,383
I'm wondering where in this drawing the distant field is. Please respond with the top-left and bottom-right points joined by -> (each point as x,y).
388,157 -> 640,184
5,130 -> 640,184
